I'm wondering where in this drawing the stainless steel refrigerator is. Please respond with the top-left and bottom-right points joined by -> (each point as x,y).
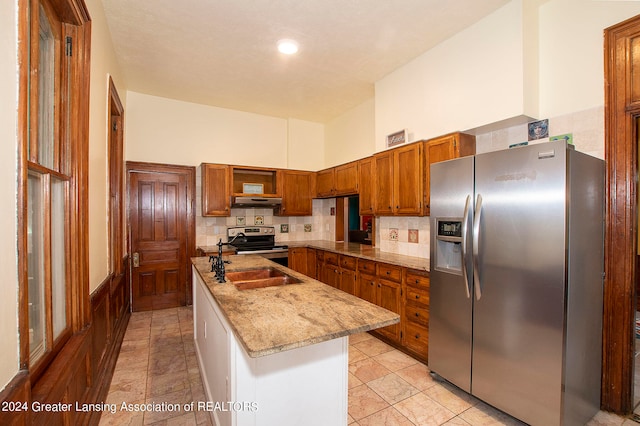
429,140 -> 604,426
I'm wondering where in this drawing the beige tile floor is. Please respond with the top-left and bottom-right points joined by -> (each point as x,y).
99,306 -> 635,425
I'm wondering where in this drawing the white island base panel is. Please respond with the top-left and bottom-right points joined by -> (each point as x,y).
194,272 -> 348,426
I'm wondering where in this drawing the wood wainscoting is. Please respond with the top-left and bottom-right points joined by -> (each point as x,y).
0,256 -> 130,425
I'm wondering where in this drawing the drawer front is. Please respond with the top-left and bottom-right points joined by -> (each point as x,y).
406,287 -> 429,307
403,322 -> 429,356
406,270 -> 430,291
324,252 -> 339,266
405,304 -> 429,328
358,259 -> 376,274
340,255 -> 357,270
377,263 -> 402,282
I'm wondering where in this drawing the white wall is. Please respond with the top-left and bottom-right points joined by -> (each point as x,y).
324,98 -> 375,167
287,119 -> 325,171
86,0 -> 128,292
0,0 -> 19,393
538,0 -> 640,118
375,0 -> 532,151
126,92 -> 290,168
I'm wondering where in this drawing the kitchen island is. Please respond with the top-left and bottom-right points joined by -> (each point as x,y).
192,255 -> 399,426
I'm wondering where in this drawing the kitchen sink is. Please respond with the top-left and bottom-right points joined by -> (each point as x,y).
226,267 -> 302,290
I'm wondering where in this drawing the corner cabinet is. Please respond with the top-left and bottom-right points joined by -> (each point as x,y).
279,170 -> 313,216
201,163 -> 231,216
424,132 -> 476,215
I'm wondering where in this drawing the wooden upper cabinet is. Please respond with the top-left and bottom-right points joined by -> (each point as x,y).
334,161 -> 358,195
201,163 -> 231,216
279,170 -> 313,216
315,161 -> 359,198
374,142 -> 423,216
393,143 -> 423,216
358,157 -> 374,215
424,132 -> 475,215
373,151 -> 394,214
315,168 -> 335,198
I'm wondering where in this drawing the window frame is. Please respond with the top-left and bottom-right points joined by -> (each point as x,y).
17,0 -> 91,381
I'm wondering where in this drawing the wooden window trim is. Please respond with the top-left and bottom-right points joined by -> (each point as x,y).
17,0 -> 91,382
108,76 -> 125,276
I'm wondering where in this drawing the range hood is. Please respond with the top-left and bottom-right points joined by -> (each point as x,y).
231,196 -> 283,208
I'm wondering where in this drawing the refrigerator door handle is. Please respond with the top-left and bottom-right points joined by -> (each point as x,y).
461,195 -> 471,299
473,194 -> 483,300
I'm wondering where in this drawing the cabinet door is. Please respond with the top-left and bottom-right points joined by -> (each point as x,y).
202,163 -> 231,216
340,269 -> 357,295
377,278 -> 401,342
424,135 -> 456,215
358,157 -> 374,215
315,168 -> 335,198
316,250 -> 326,283
288,247 -> 307,275
357,272 -> 377,305
281,170 -> 313,216
373,152 -> 393,215
306,248 -> 317,279
335,161 -> 359,195
393,143 -> 423,216
325,266 -> 341,289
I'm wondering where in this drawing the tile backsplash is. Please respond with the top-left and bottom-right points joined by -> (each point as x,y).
196,106 -> 604,260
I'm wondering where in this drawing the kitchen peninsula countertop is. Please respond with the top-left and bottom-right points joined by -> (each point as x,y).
192,255 -> 400,358
197,240 -> 429,271
287,240 -> 429,271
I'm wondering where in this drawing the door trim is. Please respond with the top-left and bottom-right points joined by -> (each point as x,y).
126,161 -> 196,306
603,15 -> 640,414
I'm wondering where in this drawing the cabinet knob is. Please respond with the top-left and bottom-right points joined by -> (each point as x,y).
415,279 -> 419,284
415,294 -> 420,299
415,312 -> 420,317
415,333 -> 421,339
386,271 -> 390,275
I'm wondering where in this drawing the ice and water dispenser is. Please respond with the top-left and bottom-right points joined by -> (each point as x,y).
434,219 -> 463,274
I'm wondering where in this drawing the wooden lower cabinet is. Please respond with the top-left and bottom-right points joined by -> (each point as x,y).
338,255 -> 357,295
376,278 -> 401,343
402,269 -> 430,363
290,249 -> 430,362
289,247 -> 319,279
357,271 -> 377,305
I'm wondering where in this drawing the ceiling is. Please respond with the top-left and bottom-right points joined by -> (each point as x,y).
102,0 -> 509,123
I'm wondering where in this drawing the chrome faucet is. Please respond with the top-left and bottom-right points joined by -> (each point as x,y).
210,233 -> 246,283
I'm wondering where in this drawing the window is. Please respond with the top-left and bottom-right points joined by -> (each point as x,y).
19,0 -> 90,379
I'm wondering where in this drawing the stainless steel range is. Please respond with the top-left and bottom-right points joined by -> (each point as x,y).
227,226 -> 288,266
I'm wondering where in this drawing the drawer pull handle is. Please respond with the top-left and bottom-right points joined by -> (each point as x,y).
415,279 -> 419,284
415,312 -> 420,317
386,271 -> 390,275
415,333 -> 420,339
415,295 -> 420,299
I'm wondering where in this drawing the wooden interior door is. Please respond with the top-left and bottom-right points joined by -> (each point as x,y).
128,163 -> 194,311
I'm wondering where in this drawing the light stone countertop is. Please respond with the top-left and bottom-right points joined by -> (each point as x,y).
198,240 -> 429,271
286,240 -> 429,272
192,255 -> 400,358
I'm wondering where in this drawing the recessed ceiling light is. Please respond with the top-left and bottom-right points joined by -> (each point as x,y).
277,39 -> 299,55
